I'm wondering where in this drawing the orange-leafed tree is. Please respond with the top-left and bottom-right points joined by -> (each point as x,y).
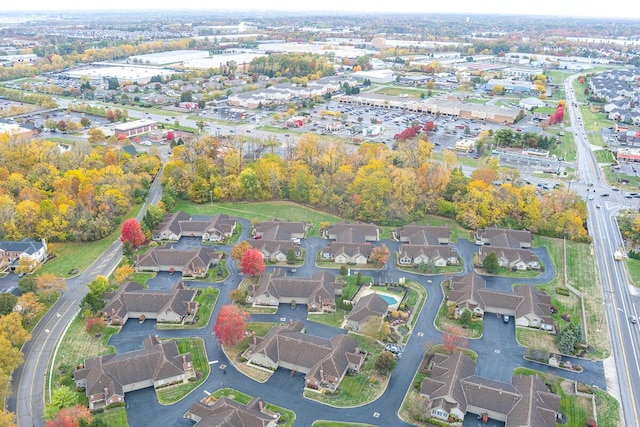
240,248 -> 265,276
45,404 -> 92,427
213,304 -> 250,346
230,240 -> 252,261
120,218 -> 145,248
442,324 -> 469,354
369,244 -> 390,266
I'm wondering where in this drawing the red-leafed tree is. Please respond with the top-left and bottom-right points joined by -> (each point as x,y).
240,248 -> 265,276
213,304 -> 250,346
120,218 -> 145,248
46,404 -> 92,427
442,324 -> 469,354
423,121 -> 436,132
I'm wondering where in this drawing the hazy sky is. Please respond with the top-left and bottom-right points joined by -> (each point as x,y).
3,1 -> 640,19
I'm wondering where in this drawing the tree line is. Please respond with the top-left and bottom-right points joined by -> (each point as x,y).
161,133 -> 589,242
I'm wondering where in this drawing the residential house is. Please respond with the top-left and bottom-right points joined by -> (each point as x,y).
253,220 -> 306,241
345,293 -> 389,330
187,396 -> 278,427
321,242 -> 373,265
397,245 -> 459,267
243,321 -> 366,393
448,273 -> 487,316
514,285 -> 555,331
0,238 -> 48,271
248,269 -> 342,312
421,351 -> 560,426
152,211 -> 236,243
478,246 -> 540,271
73,335 -> 195,410
476,227 -> 533,249
102,281 -> 197,326
134,243 -> 222,278
324,222 -> 380,243
247,239 -> 301,263
395,225 -> 450,245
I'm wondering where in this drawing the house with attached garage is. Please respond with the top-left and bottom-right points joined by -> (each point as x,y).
321,242 -> 373,265
187,396 -> 279,427
345,293 -> 389,331
247,238 -> 302,263
478,246 -> 540,271
475,227 -> 532,249
243,320 -> 366,393
395,224 -> 450,245
0,238 -> 48,272
397,244 -> 459,267
101,281 -> 198,326
253,220 -> 307,241
420,351 -> 560,426
152,211 -> 236,243
323,222 -> 380,243
248,268 -> 343,312
73,335 -> 195,410
134,243 -> 223,278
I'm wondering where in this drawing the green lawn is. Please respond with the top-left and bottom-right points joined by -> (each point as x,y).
157,287 -> 219,330
173,200 -> 341,236
312,422 -> 376,427
156,337 -> 209,405
94,407 -> 127,427
625,257 -> 640,288
594,149 -> 615,164
38,204 -> 142,277
129,271 -> 156,286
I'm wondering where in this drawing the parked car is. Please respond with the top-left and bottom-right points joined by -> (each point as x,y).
631,315 -> 637,324
503,315 -> 510,323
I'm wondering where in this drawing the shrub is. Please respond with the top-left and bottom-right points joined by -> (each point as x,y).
556,287 -> 571,296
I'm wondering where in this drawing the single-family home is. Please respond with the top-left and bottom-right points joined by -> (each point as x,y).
514,284 -> 555,331
345,293 -> 389,331
0,238 -> 48,271
247,239 -> 301,263
243,321 -> 366,393
253,220 -> 306,241
397,245 -> 459,267
134,243 -> 222,278
478,246 -> 540,271
321,242 -> 373,265
476,227 -> 532,249
395,225 -> 450,245
187,396 -> 278,427
152,211 -> 236,243
323,222 -> 380,243
248,269 -> 342,312
73,335 -> 195,410
102,281 -> 197,326
420,351 -> 560,426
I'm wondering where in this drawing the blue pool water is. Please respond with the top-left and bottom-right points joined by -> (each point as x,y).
379,294 -> 399,305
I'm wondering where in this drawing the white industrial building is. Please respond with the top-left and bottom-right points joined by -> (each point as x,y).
352,69 -> 395,84
129,50 -> 210,66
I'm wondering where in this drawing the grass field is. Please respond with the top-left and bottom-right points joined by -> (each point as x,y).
625,257 -> 640,288
156,337 -> 209,405
38,204 -> 142,277
173,200 -> 341,236
312,422 -> 376,427
519,236 -> 610,359
94,407 -> 127,427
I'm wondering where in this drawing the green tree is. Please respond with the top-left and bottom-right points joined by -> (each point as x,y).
459,309 -> 472,327
0,293 -> 17,316
374,350 -> 398,375
286,247 -> 297,265
482,251 -> 500,274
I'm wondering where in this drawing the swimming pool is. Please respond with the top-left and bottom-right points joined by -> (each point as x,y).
379,294 -> 400,305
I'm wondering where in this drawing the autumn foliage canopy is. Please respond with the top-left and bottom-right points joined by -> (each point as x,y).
213,304 -> 250,346
240,248 -> 265,276
120,218 -> 145,248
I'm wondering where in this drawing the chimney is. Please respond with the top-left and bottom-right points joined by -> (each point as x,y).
104,387 -> 109,397
258,400 -> 264,412
182,355 -> 186,364
320,369 -> 324,381
289,318 -> 293,327
252,336 -> 257,345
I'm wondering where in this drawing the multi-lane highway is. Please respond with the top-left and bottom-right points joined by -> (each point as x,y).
565,75 -> 640,427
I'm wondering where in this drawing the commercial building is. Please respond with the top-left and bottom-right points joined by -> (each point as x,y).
114,119 -> 157,138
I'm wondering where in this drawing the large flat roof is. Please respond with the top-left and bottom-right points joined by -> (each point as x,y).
64,65 -> 175,81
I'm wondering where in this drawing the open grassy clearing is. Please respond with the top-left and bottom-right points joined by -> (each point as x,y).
156,337 -> 209,404
94,407 -> 127,427
312,422 -> 376,427
625,257 -> 640,288
520,236 -> 610,359
38,203 -> 142,277
173,200 -> 341,236
594,148 -> 615,164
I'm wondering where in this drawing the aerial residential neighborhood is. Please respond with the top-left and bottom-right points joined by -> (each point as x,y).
1,5 -> 640,427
